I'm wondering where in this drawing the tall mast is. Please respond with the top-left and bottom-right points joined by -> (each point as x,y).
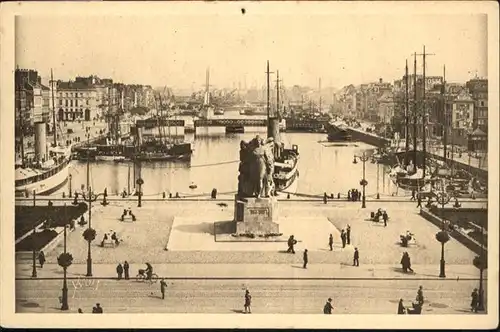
417,46 -> 435,177
443,65 -> 447,165
266,61 -> 271,121
404,60 -> 409,165
413,52 -> 418,169
276,70 -> 280,114
319,78 -> 322,112
51,69 -> 57,147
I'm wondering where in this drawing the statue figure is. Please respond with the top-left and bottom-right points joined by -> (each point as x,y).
237,135 -> 275,198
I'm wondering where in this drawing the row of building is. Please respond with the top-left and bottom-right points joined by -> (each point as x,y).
15,69 -> 156,134
333,75 -> 488,146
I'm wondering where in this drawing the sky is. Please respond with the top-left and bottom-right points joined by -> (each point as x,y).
15,12 -> 487,91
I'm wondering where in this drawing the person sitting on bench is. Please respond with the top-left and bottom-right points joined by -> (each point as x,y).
111,232 -> 120,246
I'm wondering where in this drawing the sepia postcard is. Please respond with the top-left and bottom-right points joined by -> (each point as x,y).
0,0 -> 498,329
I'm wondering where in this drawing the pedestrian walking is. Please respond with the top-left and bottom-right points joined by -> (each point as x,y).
328,234 -> 333,251
416,194 -> 422,208
160,279 -> 167,300
346,225 -> 351,245
323,298 -> 333,314
340,229 -> 346,248
244,290 -> 252,314
353,247 -> 359,266
470,288 -> 479,313
323,192 -> 328,204
410,189 -> 416,201
303,249 -> 308,269
123,261 -> 130,280
116,263 -> 123,280
38,251 -> 46,268
398,299 -> 406,314
382,211 -> 388,227
287,235 -> 297,254
416,286 -> 424,305
78,308 -> 83,313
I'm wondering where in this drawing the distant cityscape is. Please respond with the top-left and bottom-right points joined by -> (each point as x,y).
15,67 -> 488,149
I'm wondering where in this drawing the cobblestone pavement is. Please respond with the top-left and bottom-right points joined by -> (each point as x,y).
15,277 -> 486,314
26,201 -> 478,265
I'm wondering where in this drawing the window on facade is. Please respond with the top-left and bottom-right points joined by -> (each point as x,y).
75,100 -> 78,107
59,99 -> 62,106
65,100 -> 68,107
87,99 -> 89,105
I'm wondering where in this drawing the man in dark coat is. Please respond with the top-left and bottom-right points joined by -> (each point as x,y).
328,234 -> 333,251
353,247 -> 359,266
470,288 -> 479,313
160,279 -> 167,300
346,225 -> 351,245
340,230 -> 346,248
398,299 -> 406,314
116,263 -> 123,280
303,249 -> 308,269
92,303 -> 103,313
38,251 -> 46,268
411,189 -> 416,201
323,298 -> 333,314
287,235 -> 296,254
244,290 -> 252,314
123,261 -> 130,280
383,211 -> 388,227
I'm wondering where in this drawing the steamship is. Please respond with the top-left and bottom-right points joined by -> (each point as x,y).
266,61 -> 300,192
15,69 -> 70,196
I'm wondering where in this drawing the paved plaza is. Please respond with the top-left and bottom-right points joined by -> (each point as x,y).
24,199 -> 477,266
15,199 -> 486,314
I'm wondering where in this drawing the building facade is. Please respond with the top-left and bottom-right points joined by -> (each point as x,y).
466,78 -> 488,132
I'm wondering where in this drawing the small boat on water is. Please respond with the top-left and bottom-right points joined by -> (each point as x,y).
326,121 -> 352,142
189,182 -> 198,189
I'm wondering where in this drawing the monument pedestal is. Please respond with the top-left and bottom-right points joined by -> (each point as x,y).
233,195 -> 279,235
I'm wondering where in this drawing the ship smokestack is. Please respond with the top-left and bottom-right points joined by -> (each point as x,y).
34,121 -> 47,162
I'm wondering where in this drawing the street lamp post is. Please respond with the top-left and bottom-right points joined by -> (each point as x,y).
68,174 -> 72,198
435,191 -> 451,278
136,178 -> 144,207
353,152 -> 369,208
82,188 -> 106,277
58,204 -> 73,311
376,161 -> 380,199
31,225 -> 37,278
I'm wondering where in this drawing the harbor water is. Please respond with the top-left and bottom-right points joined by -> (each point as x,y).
62,132 -> 402,199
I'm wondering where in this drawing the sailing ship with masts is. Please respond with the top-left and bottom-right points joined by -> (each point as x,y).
15,69 -> 71,196
266,61 -> 300,191
132,88 -> 192,162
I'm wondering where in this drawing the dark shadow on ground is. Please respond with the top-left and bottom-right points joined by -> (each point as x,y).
231,309 -> 245,314
214,221 -> 236,235
291,265 -> 305,269
175,222 -> 215,235
390,267 -> 416,275
21,302 -> 40,308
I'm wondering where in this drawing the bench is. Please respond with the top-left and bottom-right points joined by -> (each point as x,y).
101,239 -> 118,248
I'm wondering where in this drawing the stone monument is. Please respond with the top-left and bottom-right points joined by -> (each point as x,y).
233,135 -> 280,235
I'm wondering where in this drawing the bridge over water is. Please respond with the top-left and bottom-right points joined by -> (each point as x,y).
135,118 -> 328,132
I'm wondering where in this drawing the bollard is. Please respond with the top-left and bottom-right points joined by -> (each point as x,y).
337,193 -> 341,199
169,193 -> 172,199
330,193 -> 334,199
62,192 -> 66,198
376,193 -> 380,199
163,192 -> 166,199
323,192 -> 328,204
175,192 -> 180,198
287,193 -> 291,199
211,188 -> 217,199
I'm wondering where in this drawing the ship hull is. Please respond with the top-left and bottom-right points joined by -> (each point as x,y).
273,151 -> 299,192
15,160 -> 70,196
133,154 -> 192,162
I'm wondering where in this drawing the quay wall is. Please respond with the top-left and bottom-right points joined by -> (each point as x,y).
346,127 -> 487,181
